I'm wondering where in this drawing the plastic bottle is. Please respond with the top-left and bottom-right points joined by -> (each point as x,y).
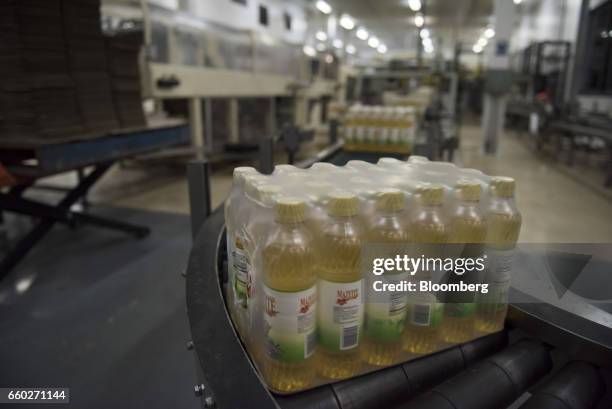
441,180 -> 487,344
316,191 -> 364,379
362,188 -> 410,365
262,197 -> 317,393
402,184 -> 447,355
225,167 -> 258,330
475,177 -> 521,333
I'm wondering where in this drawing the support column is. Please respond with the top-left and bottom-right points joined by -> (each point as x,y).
228,98 -> 240,145
188,98 -> 204,159
481,0 -> 516,155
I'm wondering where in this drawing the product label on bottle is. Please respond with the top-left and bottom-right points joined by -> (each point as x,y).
365,272 -> 408,342
354,126 -> 365,143
264,286 -> 317,363
389,127 -> 401,145
233,236 -> 250,308
486,248 -> 514,277
408,301 -> 443,327
317,279 -> 364,351
444,302 -> 476,318
344,126 -> 354,143
226,233 -> 235,289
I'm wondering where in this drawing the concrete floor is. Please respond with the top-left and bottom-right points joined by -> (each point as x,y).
80,123 -> 612,243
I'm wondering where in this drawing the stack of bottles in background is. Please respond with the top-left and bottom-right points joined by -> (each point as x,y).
223,157 -> 521,394
342,105 -> 416,154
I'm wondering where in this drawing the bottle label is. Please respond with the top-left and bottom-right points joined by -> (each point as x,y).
365,272 -> 408,342
317,279 -> 364,351
444,302 -> 476,317
409,302 -> 443,327
233,236 -> 250,308
486,248 -> 514,277
226,233 -> 235,290
354,126 -> 365,143
264,286 -> 317,363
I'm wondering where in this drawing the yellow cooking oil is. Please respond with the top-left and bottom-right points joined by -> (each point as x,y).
402,183 -> 447,355
441,180 -> 487,344
475,177 -> 522,333
315,191 -> 364,379
262,197 -> 317,393
361,188 -> 410,366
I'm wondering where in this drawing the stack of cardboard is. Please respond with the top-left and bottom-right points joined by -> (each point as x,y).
106,32 -> 146,128
63,0 -> 118,133
0,0 -> 83,139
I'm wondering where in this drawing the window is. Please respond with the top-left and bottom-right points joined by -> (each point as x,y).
259,5 -> 268,26
583,1 -> 612,94
284,12 -> 292,31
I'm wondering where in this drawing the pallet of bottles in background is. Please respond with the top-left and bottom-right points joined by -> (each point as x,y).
342,105 -> 416,154
224,157 -> 521,394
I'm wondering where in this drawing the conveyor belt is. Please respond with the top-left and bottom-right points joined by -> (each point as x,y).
185,147 -> 612,409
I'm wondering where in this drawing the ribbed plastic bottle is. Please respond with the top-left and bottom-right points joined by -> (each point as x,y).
315,191 -> 364,379
441,179 -> 487,344
402,184 -> 447,355
225,167 -> 258,329
475,177 -> 521,333
262,197 -> 317,393
362,188 -> 410,366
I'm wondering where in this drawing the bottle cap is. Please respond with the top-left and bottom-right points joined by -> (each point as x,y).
490,176 -> 515,198
456,179 -> 481,202
328,191 -> 359,217
233,167 -> 257,184
275,197 -> 306,223
256,184 -> 281,207
376,188 -> 405,212
417,183 -> 444,205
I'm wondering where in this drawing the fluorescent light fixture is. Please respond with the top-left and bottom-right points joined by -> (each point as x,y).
303,45 -> 317,57
407,0 -> 422,12
356,27 -> 369,40
315,30 -> 328,41
424,44 -> 434,53
484,27 -> 495,39
513,0 -> 522,4
420,28 -> 430,39
346,44 -> 356,54
422,37 -> 433,48
332,39 -> 343,49
377,44 -> 387,53
368,36 -> 380,48
316,0 -> 332,14
477,37 -> 487,47
473,44 -> 482,53
339,14 -> 355,30
316,43 -> 327,52
414,14 -> 424,28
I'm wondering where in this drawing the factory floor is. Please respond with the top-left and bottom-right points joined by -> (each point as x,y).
91,122 -> 612,243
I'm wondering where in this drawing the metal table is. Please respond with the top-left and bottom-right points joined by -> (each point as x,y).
0,118 -> 189,278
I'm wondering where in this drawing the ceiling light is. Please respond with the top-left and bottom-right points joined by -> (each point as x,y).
407,0 -> 422,12
368,36 -> 380,48
477,37 -> 488,47
339,14 -> 355,30
414,14 -> 424,28
346,44 -> 356,54
315,31 -> 327,41
325,54 -> 334,64
513,0 -> 522,4
420,28 -> 430,39
473,44 -> 483,53
484,27 -> 495,39
377,44 -> 387,53
303,45 -> 316,57
422,37 -> 433,47
356,27 -> 369,40
315,0 -> 332,14
332,39 -> 343,49
424,45 -> 434,53
316,43 -> 326,52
